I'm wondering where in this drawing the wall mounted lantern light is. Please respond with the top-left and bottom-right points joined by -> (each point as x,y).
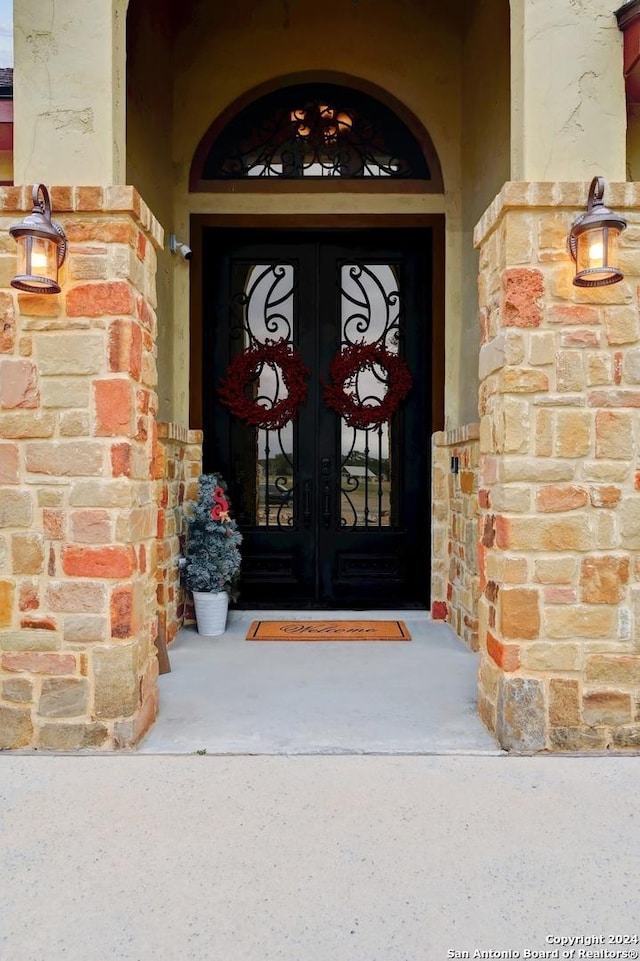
9,184 -> 67,294
569,176 -> 627,287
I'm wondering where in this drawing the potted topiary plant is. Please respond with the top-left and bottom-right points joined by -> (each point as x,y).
183,473 -> 242,636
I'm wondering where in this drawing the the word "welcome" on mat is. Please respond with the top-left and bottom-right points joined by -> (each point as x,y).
246,621 -> 412,641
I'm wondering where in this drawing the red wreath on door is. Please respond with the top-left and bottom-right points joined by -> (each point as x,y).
218,338 -> 310,430
323,341 -> 413,428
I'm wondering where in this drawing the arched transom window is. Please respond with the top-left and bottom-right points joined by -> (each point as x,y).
191,82 -> 441,188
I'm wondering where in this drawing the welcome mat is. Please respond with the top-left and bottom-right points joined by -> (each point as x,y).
246,620 -> 412,641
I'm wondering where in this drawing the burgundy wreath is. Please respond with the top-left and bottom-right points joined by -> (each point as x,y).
323,341 -> 413,428
218,338 -> 310,430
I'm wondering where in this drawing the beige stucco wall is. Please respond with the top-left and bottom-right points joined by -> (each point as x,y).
13,0 -> 127,186
510,0 -> 626,182
460,0 -> 510,426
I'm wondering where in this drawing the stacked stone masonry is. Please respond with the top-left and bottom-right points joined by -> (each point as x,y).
474,182 -> 640,752
431,425 -> 480,652
0,186 -> 164,750
154,423 -> 202,650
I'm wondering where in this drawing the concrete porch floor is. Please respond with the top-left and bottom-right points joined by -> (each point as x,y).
139,610 -> 500,754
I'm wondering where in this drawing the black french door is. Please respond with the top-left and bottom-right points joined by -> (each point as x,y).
202,229 -> 432,608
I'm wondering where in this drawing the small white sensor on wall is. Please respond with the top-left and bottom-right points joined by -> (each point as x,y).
169,233 -> 192,261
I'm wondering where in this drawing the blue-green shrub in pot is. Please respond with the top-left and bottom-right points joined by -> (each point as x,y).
183,473 -> 242,636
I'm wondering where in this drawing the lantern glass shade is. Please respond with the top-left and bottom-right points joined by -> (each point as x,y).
14,234 -> 60,292
573,223 -> 623,287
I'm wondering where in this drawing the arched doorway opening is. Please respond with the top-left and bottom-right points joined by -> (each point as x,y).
189,76 -> 444,608
189,74 -> 443,189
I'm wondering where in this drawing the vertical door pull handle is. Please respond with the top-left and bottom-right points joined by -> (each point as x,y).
303,479 -> 312,528
321,458 -> 331,529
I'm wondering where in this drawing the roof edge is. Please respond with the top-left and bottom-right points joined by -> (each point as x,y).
616,0 -> 640,30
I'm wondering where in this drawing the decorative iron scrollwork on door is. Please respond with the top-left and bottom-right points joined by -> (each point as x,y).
218,263 -> 302,530
330,263 -> 411,531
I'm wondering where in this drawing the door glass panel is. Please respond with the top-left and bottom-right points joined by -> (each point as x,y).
339,264 -> 401,529
229,263 -> 295,529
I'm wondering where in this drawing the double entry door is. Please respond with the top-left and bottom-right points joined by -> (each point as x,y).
202,228 -> 432,608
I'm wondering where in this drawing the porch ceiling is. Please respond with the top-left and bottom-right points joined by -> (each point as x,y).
137,0 -> 473,37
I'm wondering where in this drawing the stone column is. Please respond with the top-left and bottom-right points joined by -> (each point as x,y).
0,185 -> 163,749
510,0 -> 626,182
154,423 -> 202,654
475,181 -> 640,752
13,0 -> 128,185
431,425 -> 481,652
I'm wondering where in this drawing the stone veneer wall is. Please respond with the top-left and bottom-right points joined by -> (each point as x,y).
0,186 -> 163,750
475,181 -> 640,752
431,424 -> 481,651
154,423 -> 202,649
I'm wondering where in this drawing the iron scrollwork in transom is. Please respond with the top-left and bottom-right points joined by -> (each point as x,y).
200,83 -> 432,180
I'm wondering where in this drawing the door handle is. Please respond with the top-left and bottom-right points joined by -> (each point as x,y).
233,471 -> 249,525
321,457 -> 331,529
303,479 -> 312,528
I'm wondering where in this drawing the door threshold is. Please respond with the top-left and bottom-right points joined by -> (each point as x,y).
233,601 -> 430,614
232,603 -> 430,614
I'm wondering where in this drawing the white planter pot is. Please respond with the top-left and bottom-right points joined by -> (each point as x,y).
192,590 -> 229,637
